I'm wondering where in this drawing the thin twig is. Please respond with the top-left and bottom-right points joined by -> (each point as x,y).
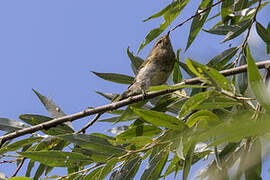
170,0 -> 223,32
0,60 -> 270,148
11,157 -> 25,177
75,113 -> 103,134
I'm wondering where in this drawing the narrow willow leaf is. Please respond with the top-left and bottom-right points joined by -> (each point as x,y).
138,0 -> 190,52
179,61 -> 196,77
19,114 -> 73,135
34,164 -> 46,180
246,45 -> 270,113
221,0 -> 234,24
9,177 -> 32,180
222,19 -> 251,43
116,125 -> 161,139
83,167 -> 103,180
179,91 -> 217,118
203,25 -> 240,35
19,151 -> 91,167
94,157 -> 119,180
244,139 -> 262,180
185,0 -> 213,51
173,49 -> 183,84
95,91 -> 118,101
26,160 -> 35,177
256,22 -> 270,44
163,154 -> 181,178
0,137 -> 43,154
182,143 -> 195,180
59,134 -> 124,155
207,47 -> 239,70
186,110 -> 220,128
234,0 -> 248,11
0,118 -> 28,133
132,108 -> 186,130
237,55 -> 248,94
113,156 -> 142,180
91,71 -> 134,84
141,149 -> 169,180
32,89 -> 66,119
151,150 -> 169,179
127,47 -> 144,75
187,59 -> 233,91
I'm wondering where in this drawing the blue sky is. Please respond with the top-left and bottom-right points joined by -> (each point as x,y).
0,0 -> 270,179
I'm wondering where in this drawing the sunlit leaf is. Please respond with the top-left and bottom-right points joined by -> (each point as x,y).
132,108 -> 186,130
91,71 -> 134,84
186,110 -> 220,128
246,45 -> 270,113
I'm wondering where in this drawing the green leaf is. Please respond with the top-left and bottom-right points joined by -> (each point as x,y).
95,91 -> 118,101
221,0 -> 234,24
195,94 -> 242,109
237,55 -> 248,94
179,61 -> 196,77
256,22 -> 270,44
26,160 -> 35,177
98,115 -> 137,122
113,156 -> 142,180
34,163 -> 46,180
32,89 -> 66,119
138,0 -> 190,52
246,45 -> 270,113
234,0 -> 248,11
186,110 -> 220,128
19,114 -> 74,135
207,47 -> 239,70
127,47 -> 144,75
245,139 -> 262,180
91,71 -> 134,84
185,0 -> 213,51
173,49 -> 183,84
186,59 -> 233,91
141,149 -> 169,180
19,151 -> 91,167
179,91 -> 217,118
182,143 -> 195,180
58,134 -> 124,155
132,108 -> 186,130
0,137 -> 43,153
9,177 -> 32,180
204,25 -> 241,35
83,166 -> 103,180
0,117 -> 28,133
116,125 -> 161,139
222,19 -> 251,43
93,157 -> 119,180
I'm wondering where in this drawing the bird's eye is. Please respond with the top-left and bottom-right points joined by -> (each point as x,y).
157,40 -> 163,45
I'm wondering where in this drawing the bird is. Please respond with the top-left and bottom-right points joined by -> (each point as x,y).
78,32 -> 176,133
114,31 -> 176,101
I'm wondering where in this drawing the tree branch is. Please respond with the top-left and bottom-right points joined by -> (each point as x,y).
1,60 -> 270,147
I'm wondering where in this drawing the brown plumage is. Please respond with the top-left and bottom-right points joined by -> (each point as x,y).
114,32 -> 176,101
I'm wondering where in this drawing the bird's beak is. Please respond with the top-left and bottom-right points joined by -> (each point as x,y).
165,31 -> 170,39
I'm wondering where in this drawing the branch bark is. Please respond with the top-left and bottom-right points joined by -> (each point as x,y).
1,60 -> 270,147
